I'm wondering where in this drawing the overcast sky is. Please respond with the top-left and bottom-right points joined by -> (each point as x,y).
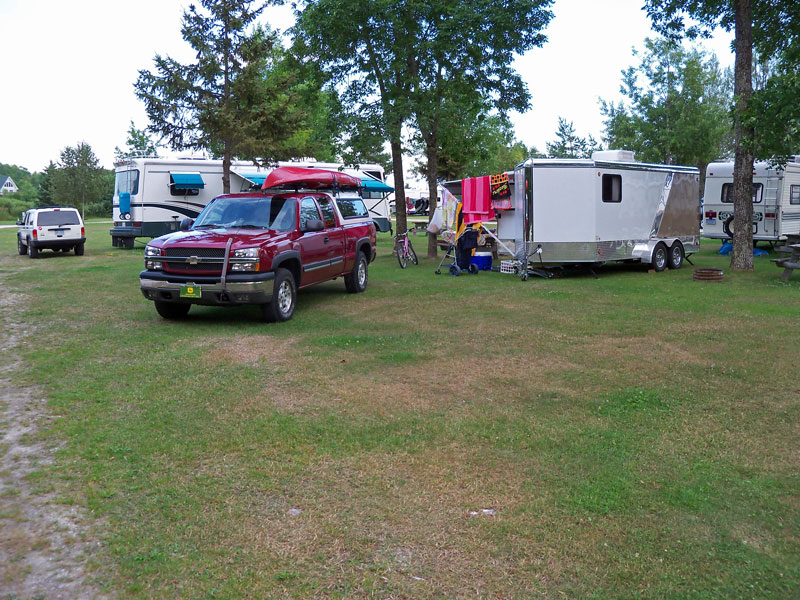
0,0 -> 733,174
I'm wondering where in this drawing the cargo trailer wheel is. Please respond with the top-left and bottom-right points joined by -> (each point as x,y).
17,237 -> 26,255
155,301 -> 190,319
262,268 -> 296,322
668,242 -> 684,269
652,242 -> 667,272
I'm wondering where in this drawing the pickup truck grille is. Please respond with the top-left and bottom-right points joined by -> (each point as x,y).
165,247 -> 226,258
165,262 -> 223,273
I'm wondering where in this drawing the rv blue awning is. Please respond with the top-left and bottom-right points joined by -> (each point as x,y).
170,172 -> 205,189
362,179 -> 394,192
237,172 -> 268,186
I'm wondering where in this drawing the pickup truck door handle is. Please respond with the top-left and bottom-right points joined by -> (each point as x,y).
323,236 -> 330,244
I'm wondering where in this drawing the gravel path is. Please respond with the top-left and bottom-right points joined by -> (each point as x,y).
0,274 -> 109,599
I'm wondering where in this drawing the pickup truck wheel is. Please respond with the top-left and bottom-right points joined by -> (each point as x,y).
345,251 -> 368,293
263,268 -> 296,322
27,241 -> 38,259
75,243 -> 85,256
17,237 -> 26,255
155,301 -> 190,319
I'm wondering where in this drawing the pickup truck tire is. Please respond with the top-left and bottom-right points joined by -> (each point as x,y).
345,251 -> 369,293
75,243 -> 85,256
155,301 -> 190,320
263,268 -> 296,322
27,241 -> 38,259
17,237 -> 26,255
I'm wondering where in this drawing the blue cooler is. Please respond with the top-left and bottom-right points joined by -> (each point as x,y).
470,251 -> 492,271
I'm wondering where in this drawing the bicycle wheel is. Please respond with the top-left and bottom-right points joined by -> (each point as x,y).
408,241 -> 418,265
396,242 -> 408,268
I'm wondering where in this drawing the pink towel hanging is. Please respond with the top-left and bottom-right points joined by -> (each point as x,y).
462,175 -> 494,225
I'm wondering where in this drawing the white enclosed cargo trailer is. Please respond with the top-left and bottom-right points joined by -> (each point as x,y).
109,158 -> 390,247
445,151 -> 701,277
701,158 -> 800,243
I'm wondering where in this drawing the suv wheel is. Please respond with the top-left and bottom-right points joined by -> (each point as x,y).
17,237 -> 26,255
75,242 -> 85,256
155,301 -> 190,319
344,251 -> 368,293
262,268 -> 296,322
27,241 -> 38,259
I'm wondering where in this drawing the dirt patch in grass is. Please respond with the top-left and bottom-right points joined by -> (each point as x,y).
0,277 -> 109,599
202,334 -> 299,367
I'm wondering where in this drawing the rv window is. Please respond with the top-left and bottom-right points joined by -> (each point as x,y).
114,170 -> 139,196
336,198 -> 369,219
602,174 -> 622,203
721,183 -> 763,203
790,185 -> 800,205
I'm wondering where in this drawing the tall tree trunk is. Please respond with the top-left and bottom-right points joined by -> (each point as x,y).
731,0 -> 754,271
425,141 -> 439,257
222,144 -> 232,195
390,132 -> 407,237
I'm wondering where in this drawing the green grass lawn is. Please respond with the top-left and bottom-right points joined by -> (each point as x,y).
1,222 -> 798,598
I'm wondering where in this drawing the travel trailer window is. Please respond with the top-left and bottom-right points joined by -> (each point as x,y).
602,174 -> 622,203
336,198 -> 369,219
721,183 -> 763,203
114,170 -> 139,196
790,185 -> 800,205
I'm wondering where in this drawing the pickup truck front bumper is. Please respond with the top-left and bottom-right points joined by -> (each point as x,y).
140,271 -> 276,305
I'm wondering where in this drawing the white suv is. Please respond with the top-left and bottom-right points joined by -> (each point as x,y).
17,207 -> 86,258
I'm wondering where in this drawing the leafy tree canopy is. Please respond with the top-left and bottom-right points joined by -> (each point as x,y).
114,121 -> 160,162
600,37 -> 733,181
546,118 -> 601,159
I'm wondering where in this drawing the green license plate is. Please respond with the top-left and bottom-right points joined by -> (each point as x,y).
180,284 -> 202,298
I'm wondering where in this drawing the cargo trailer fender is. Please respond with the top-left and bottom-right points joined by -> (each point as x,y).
632,239 -> 678,264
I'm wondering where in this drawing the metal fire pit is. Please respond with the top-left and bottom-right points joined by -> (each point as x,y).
693,268 -> 724,282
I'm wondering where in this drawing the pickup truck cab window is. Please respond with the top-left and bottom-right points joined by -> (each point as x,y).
317,197 -> 338,228
300,197 -> 322,229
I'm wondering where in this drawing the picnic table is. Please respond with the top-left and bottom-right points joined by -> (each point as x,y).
772,234 -> 800,281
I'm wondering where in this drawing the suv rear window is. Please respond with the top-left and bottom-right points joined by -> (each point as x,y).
37,211 -> 81,226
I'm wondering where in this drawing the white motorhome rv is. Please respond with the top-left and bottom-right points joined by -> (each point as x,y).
444,151 -> 700,276
701,158 -> 800,243
109,158 -> 391,247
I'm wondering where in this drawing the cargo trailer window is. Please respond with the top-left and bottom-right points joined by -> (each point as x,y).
790,185 -> 800,205
721,183 -> 763,203
602,174 -> 622,203
336,198 -> 369,219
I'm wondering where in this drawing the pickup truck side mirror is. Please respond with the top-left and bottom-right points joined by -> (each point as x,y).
179,217 -> 194,231
302,219 -> 324,233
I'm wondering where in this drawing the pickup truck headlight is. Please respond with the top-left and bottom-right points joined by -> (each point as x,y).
144,245 -> 163,270
233,247 -> 259,258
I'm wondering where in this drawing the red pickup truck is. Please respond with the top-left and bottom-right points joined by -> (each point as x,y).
139,167 -> 376,322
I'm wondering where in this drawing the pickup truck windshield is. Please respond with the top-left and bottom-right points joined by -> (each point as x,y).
194,196 -> 296,230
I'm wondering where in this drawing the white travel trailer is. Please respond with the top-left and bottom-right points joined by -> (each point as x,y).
109,158 -> 391,247
444,151 -> 701,277
701,158 -> 800,242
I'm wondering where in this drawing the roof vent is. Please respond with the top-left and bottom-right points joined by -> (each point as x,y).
592,150 -> 636,162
